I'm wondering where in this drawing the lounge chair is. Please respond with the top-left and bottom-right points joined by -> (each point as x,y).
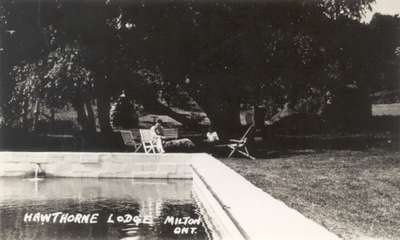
120,129 -> 143,152
139,129 -> 157,153
222,124 -> 256,160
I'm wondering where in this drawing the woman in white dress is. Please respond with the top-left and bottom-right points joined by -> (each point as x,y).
150,119 -> 166,153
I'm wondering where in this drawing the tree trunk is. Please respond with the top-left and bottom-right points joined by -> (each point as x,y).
254,105 -> 267,129
85,100 -> 96,132
73,101 -> 88,130
200,96 -> 242,138
32,99 -> 40,131
21,99 -> 30,129
50,108 -> 55,131
207,111 -> 242,139
125,81 -> 202,129
140,98 -> 202,130
97,96 -> 112,133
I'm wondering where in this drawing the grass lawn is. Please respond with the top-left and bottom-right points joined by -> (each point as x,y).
220,149 -> 400,240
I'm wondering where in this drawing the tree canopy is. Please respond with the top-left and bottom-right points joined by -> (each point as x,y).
2,0 -> 397,135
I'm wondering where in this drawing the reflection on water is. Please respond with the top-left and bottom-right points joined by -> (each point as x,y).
0,178 -> 211,240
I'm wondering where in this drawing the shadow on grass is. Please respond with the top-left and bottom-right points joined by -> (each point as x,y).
208,132 -> 399,159
1,127 -> 398,155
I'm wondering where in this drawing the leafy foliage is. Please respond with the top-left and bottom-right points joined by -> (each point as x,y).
44,45 -> 94,106
9,45 -> 94,128
1,0 -> 395,134
110,93 -> 139,129
318,0 -> 375,20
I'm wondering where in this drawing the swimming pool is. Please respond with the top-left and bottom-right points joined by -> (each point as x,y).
0,178 -> 211,240
0,152 -> 341,240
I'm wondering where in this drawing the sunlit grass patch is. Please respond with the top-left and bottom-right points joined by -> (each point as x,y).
221,150 -> 400,240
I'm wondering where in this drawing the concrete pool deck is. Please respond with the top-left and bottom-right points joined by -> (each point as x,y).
0,152 -> 340,240
191,154 -> 340,240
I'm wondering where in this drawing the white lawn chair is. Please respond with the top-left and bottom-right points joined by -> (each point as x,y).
139,129 -> 157,153
225,125 -> 255,160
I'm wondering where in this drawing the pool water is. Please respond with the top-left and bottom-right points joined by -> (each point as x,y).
0,178 -> 212,240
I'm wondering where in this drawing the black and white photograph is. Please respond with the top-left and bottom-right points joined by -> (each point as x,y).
0,0 -> 399,239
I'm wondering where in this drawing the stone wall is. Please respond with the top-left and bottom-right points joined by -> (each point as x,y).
0,152 -> 192,179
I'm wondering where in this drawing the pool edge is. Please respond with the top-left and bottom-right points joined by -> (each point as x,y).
0,151 -> 342,240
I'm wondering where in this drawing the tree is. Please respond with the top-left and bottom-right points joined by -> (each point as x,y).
369,13 -> 400,91
110,92 -> 139,129
10,45 -> 95,131
44,45 -> 96,131
0,0 -> 379,135
0,0 -> 50,126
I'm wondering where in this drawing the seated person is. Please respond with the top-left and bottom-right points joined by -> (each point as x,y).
205,126 -> 220,143
150,119 -> 166,153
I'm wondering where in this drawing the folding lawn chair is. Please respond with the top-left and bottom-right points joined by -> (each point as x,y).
224,124 -> 256,160
139,129 -> 157,154
120,129 -> 142,152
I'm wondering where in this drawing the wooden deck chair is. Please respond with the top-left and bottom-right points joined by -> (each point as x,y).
225,124 -> 255,160
139,129 -> 157,153
120,130 -> 142,152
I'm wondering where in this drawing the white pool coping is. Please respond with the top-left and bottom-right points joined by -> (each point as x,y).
192,167 -> 245,240
0,152 -> 341,240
